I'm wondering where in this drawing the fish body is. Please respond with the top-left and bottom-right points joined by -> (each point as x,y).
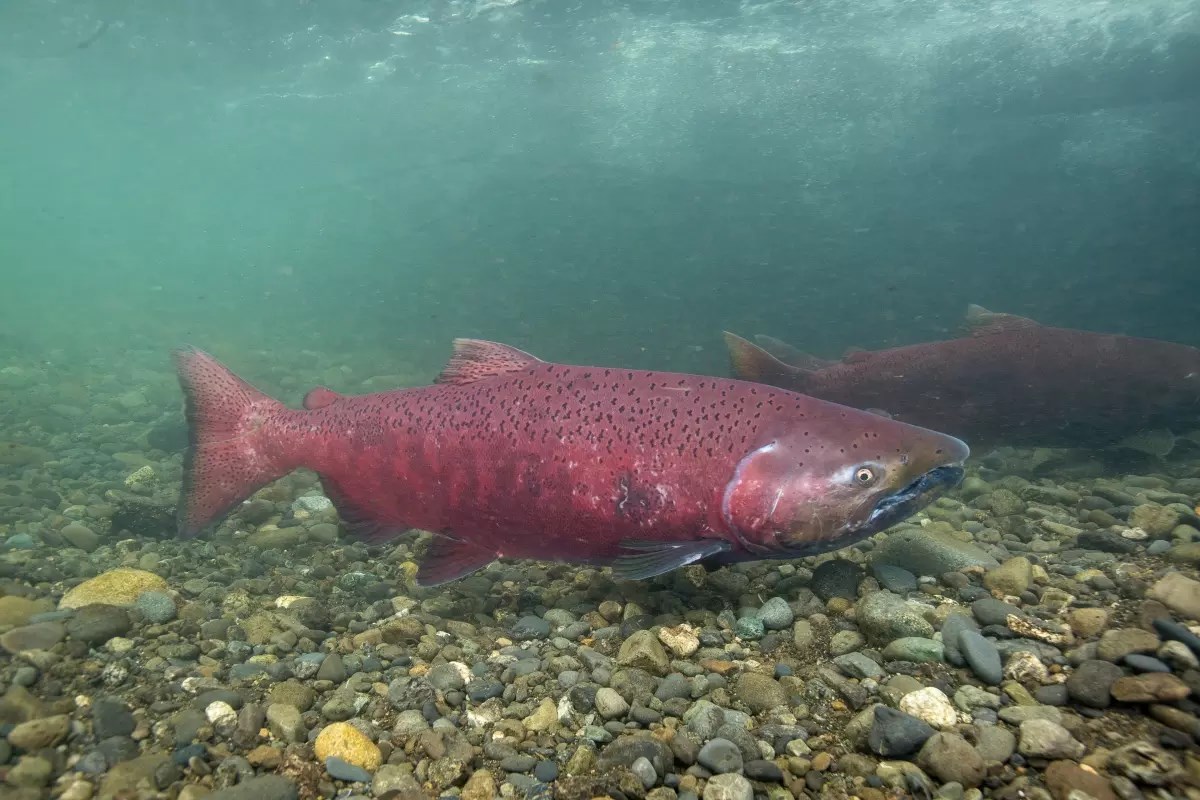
726,305 -> 1200,448
174,339 -> 968,586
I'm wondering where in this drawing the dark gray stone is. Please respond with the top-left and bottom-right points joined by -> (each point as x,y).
960,630 -> 1003,685
696,737 -> 743,774
867,706 -> 934,757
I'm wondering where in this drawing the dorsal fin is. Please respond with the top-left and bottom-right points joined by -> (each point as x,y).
435,339 -> 541,385
842,347 -> 872,364
724,332 -> 810,385
753,335 -> 835,371
964,304 -> 1039,336
303,386 -> 344,410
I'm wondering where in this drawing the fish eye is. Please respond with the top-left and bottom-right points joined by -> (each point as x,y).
854,466 -> 878,486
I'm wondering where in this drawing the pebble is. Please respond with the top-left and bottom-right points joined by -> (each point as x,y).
58,568 -> 168,609
917,732 -> 986,788
867,705 -> 934,756
595,687 -> 629,719
811,559 -> 863,600
1017,718 -> 1086,759
959,630 -> 1003,684
899,687 -> 958,729
755,597 -> 793,630
872,563 -> 918,593
324,755 -> 371,783
630,756 -> 656,788
134,591 -> 177,624
313,723 -> 381,772
856,592 -> 934,644
1066,660 -> 1125,708
702,773 -> 753,800
206,775 -> 298,800
697,738 -> 743,774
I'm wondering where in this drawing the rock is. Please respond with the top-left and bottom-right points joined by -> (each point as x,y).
1129,503 -> 1180,537
834,652 -> 885,680
512,615 -> 550,640
325,756 -> 371,783
0,622 -> 66,653
595,687 -> 630,720
917,732 -> 986,788
971,597 -> 1022,627
983,557 -> 1034,596
941,612 -> 979,667
59,569 -> 168,609
1067,608 -> 1109,637
266,704 -> 304,743
734,616 -> 764,640
658,625 -> 700,657
811,559 -> 863,600
0,596 -> 49,628
872,563 -> 919,594
108,492 -> 175,539
856,592 -> 934,645
1097,628 -> 1160,662
460,768 -> 498,800
1043,760 -> 1118,800
60,522 -> 101,552
755,597 -> 794,630
881,637 -> 944,663
1106,740 -> 1182,786
988,489 -> 1026,516
867,706 -> 934,757
523,697 -> 560,732
66,605 -> 132,646
1110,673 -> 1192,703
314,722 -> 381,772
617,630 -> 669,676
697,738 -> 743,774
1066,660 -> 1125,709
871,528 -> 999,575
959,630 -> 1003,685
93,698 -> 135,739
1018,719 -> 1085,760
8,714 -> 70,749
899,687 -> 957,729
732,673 -> 787,714
597,736 -> 673,779
205,775 -> 298,800
976,726 -> 1017,764
702,773 -> 754,800
134,591 -> 177,624
1148,573 -> 1200,621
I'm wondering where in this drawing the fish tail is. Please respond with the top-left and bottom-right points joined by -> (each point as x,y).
723,331 -> 809,385
172,347 -> 300,537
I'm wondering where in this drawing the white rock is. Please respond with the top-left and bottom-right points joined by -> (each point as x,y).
899,687 -> 958,729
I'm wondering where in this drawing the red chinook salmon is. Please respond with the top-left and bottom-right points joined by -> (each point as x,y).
726,305 -> 1200,449
173,339 -> 969,586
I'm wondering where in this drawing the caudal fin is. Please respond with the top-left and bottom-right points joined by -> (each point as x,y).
173,347 -> 297,537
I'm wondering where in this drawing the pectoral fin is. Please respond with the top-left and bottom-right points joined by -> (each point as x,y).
612,539 -> 731,581
416,537 -> 496,587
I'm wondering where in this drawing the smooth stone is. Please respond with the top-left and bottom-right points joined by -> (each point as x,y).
959,630 -> 1003,685
696,738 -> 743,774
867,706 -> 934,757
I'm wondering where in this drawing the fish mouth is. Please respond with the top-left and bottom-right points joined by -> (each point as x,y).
861,464 -> 966,534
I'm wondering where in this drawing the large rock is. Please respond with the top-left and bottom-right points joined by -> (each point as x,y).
871,528 -> 999,576
616,630 -> 669,676
855,592 -> 934,646
59,569 -> 168,610
1148,573 -> 1200,621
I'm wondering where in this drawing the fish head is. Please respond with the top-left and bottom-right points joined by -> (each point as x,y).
721,409 -> 969,557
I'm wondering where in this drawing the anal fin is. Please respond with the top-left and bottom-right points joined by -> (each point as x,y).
612,539 -> 731,581
416,537 -> 496,587
319,475 -> 410,544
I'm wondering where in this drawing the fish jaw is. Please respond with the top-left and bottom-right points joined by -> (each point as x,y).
721,412 -> 970,557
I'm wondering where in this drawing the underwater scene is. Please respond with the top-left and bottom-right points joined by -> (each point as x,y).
2,1 -> 1200,799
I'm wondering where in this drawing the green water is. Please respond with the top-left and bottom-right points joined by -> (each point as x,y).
1,0 -> 1197,397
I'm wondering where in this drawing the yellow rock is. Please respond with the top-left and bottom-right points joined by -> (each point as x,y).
461,768 -> 497,800
315,722 -> 382,772
59,569 -> 168,610
523,697 -> 560,732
